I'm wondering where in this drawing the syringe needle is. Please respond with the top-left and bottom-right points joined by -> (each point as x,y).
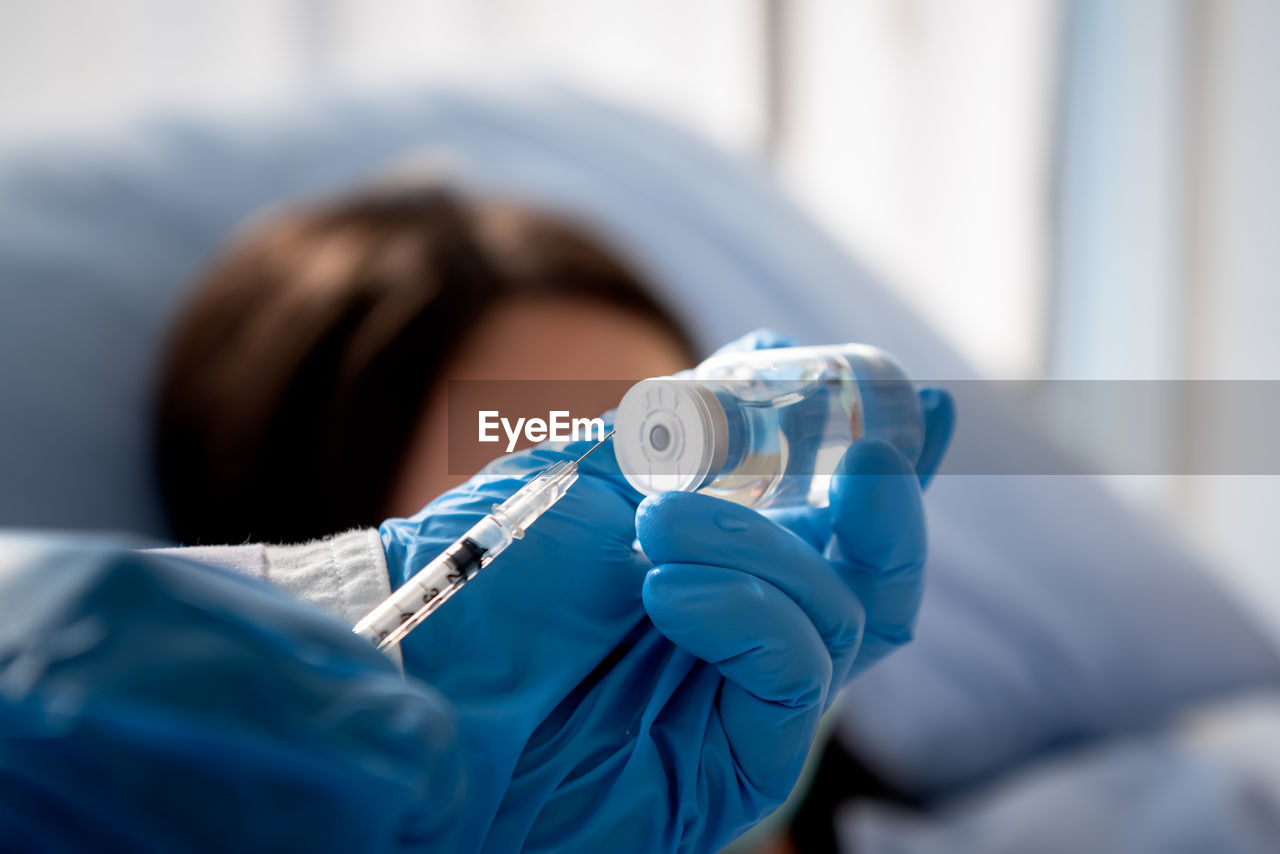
573,428 -> 615,464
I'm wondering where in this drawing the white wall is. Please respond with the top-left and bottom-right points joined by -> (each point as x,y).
1052,0 -> 1280,631
0,0 -> 1055,382
0,0 -> 765,154
0,1 -> 307,138
1182,0 -> 1280,633
779,0 -> 1060,380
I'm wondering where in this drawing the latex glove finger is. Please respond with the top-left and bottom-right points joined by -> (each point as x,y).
761,504 -> 833,554
825,439 -> 928,683
765,387 -> 954,551
914,387 -> 956,488
637,491 -> 867,682
641,562 -> 833,795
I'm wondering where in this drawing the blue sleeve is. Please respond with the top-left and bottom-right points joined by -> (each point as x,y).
0,532 -> 465,853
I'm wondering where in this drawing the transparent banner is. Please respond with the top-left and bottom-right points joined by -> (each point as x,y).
445,379 -> 1280,477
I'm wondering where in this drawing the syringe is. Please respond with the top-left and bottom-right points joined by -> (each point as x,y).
353,431 -> 614,651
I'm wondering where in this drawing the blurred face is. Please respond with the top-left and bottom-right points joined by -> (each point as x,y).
386,295 -> 693,515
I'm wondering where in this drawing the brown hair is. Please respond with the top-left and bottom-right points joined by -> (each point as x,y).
155,187 -> 692,544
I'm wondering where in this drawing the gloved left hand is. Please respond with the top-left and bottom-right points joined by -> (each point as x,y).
381,386 -> 953,853
0,534 -> 465,853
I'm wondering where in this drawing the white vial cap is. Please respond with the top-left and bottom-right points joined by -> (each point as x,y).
614,379 -> 729,497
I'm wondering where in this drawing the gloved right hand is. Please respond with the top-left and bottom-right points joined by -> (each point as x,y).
380,386 -> 953,853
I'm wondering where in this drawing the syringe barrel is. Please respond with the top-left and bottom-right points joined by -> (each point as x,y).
492,461 -> 579,535
351,541 -> 475,647
353,516 -> 506,649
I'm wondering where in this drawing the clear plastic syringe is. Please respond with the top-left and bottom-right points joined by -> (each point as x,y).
353,431 -> 613,651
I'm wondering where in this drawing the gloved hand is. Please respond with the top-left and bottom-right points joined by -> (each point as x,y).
379,330 -> 954,853
380,433 -> 653,851
0,534 -> 465,854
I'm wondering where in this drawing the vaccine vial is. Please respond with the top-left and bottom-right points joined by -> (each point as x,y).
613,344 -> 923,509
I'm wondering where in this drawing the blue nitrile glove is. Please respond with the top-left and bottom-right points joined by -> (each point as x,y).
379,331 -> 953,853
0,534 -> 465,854
380,434 -> 652,852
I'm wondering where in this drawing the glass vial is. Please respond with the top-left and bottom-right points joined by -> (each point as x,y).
613,344 -> 923,509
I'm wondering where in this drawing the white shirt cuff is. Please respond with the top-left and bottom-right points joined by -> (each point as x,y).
151,528 -> 392,628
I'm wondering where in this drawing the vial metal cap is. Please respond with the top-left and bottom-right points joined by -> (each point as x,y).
614,378 -> 729,497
